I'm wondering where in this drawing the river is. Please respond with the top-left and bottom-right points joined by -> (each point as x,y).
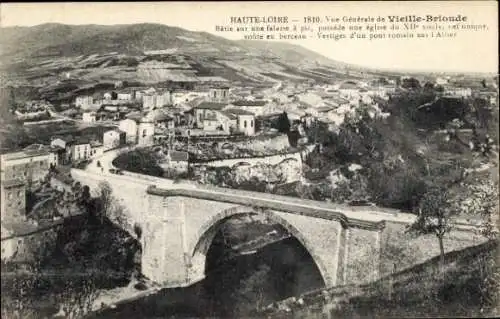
90,236 -> 325,318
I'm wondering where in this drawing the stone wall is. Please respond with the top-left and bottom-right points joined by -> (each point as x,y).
194,151 -> 303,168
1,227 -> 58,264
379,221 -> 486,276
344,228 -> 381,285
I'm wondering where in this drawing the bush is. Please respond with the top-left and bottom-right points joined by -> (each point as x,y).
112,149 -> 164,177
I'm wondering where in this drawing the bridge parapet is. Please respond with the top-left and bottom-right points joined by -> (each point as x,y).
147,185 -> 390,231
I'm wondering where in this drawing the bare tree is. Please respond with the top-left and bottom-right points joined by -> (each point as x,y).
97,181 -> 128,229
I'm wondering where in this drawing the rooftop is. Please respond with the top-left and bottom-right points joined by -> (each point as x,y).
1,178 -> 25,189
144,109 -> 174,122
219,111 -> 238,120
169,150 -> 189,162
225,108 -> 255,116
196,102 -> 227,110
339,82 -> 359,90
231,100 -> 267,107
1,149 -> 52,161
316,106 -> 335,113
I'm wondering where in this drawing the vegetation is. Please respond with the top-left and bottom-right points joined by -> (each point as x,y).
261,241 -> 499,318
112,149 -> 164,177
407,186 -> 458,270
276,111 -> 291,133
1,180 -> 141,319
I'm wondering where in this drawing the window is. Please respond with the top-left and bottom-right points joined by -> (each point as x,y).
17,191 -> 21,197
251,120 -> 254,127
18,201 -> 21,206
143,129 -> 147,137
244,120 -> 247,128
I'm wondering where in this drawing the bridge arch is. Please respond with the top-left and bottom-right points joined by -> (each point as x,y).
189,205 -> 330,287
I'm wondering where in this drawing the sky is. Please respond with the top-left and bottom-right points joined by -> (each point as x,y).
1,1 -> 498,73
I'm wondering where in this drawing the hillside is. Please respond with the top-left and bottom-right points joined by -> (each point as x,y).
261,240 -> 500,318
237,40 -> 346,69
0,23 -> 239,59
0,23 -> 354,86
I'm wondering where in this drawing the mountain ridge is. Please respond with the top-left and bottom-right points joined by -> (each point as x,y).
0,23 -> 344,68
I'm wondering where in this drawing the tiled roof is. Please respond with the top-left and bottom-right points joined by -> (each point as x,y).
219,111 -> 238,120
169,150 -> 189,161
2,178 -> 25,188
231,100 -> 267,107
225,108 -> 255,116
1,149 -> 52,160
339,82 -> 358,90
316,106 -> 335,113
196,102 -> 227,110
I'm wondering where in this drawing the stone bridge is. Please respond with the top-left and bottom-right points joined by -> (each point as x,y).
69,168 -> 434,289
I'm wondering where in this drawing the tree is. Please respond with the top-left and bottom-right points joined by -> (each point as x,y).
407,185 -> 458,271
423,82 -> 435,92
277,112 -> 291,133
51,271 -> 101,319
96,181 -> 128,228
401,77 -> 421,90
460,177 -> 499,240
233,264 -> 273,315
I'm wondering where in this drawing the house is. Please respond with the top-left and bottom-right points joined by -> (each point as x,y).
90,141 -> 105,158
328,96 -> 350,108
144,109 -> 176,130
209,86 -> 230,103
228,100 -> 267,116
193,102 -> 227,129
217,111 -> 238,134
143,94 -> 156,110
75,95 -> 94,109
69,138 -> 92,162
51,137 -> 70,150
202,114 -> 221,131
117,92 -> 133,101
156,91 -> 172,108
296,93 -> 325,108
443,87 -> 472,97
338,81 -> 360,98
0,179 -> 26,220
103,129 -> 126,150
165,150 -> 189,174
436,77 -> 449,85
172,91 -> 209,105
143,91 -> 172,110
119,118 -> 139,144
0,148 -> 58,190
315,106 -> 335,118
82,111 -> 97,123
137,119 -> 155,146
225,108 -> 256,136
